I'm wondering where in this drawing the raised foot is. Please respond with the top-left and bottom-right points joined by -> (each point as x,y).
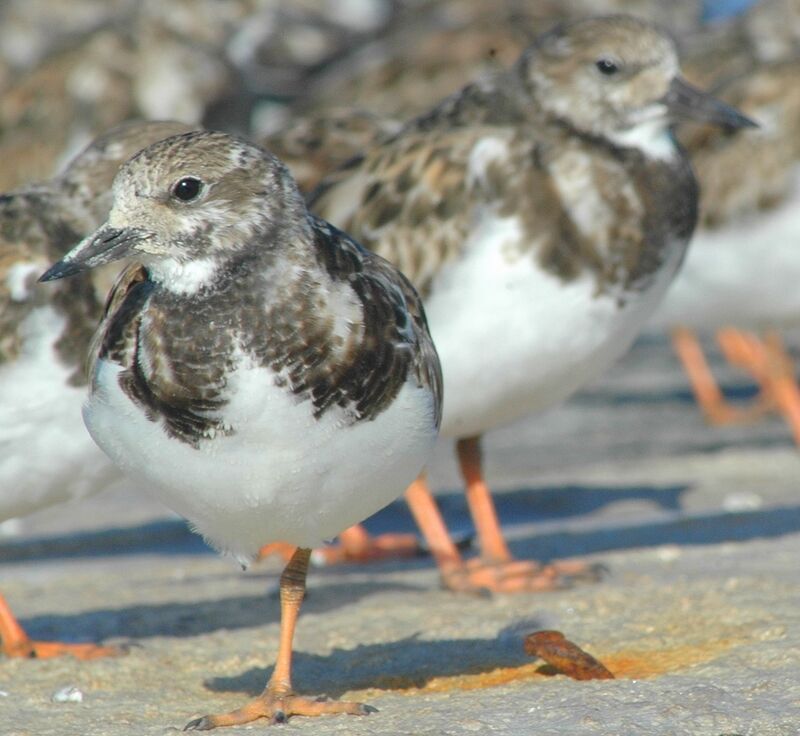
311,532 -> 422,566
256,532 -> 423,567
184,692 -> 377,730
3,639 -> 126,660
254,541 -> 296,563
441,558 -> 606,595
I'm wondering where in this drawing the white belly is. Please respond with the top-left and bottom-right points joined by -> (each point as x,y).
424,215 -> 684,438
0,307 -> 121,522
84,358 -> 437,561
651,166 -> 800,331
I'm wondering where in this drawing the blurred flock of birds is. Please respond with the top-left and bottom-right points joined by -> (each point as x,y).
1,0 -> 800,724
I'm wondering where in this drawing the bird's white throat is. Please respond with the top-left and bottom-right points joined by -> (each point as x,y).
147,257 -> 219,295
609,118 -> 677,161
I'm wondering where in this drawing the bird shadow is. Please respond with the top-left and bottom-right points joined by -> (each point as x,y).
360,482 -> 689,541
18,579 -> 427,644
0,483 -> 688,565
507,503 -> 800,561
203,622 -> 544,700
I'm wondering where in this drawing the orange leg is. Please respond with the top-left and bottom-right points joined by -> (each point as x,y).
404,474 -> 463,574
457,437 -> 512,562
184,548 -> 374,730
671,327 -> 773,425
440,437 -> 599,593
399,451 -> 599,594
0,592 -> 124,660
759,332 -> 800,446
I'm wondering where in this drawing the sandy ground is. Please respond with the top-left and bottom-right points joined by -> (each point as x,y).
1,332 -> 800,735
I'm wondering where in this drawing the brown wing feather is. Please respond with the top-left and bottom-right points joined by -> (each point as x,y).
310,125 -> 505,299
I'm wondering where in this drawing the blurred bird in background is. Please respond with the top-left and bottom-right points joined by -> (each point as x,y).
0,119 -> 194,658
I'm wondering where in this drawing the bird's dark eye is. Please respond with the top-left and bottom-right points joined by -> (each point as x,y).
595,58 -> 619,75
172,177 -> 203,202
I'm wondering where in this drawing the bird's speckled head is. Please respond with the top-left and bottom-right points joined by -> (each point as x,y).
516,15 -> 755,152
41,131 -> 309,292
58,120 -> 198,226
109,130 -> 307,256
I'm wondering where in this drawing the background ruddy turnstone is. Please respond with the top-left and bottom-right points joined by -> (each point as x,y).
309,15 -> 756,593
0,119 -> 194,659
652,55 -> 800,440
39,130 -> 442,728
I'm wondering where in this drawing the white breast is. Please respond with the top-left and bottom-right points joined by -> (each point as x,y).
651,165 -> 800,331
424,214 -> 684,438
0,307 -> 121,522
84,355 -> 437,562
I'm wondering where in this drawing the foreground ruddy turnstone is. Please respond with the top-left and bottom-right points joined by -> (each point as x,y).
309,15 -> 756,593
651,55 -> 800,439
39,130 -> 442,727
0,119 -> 194,659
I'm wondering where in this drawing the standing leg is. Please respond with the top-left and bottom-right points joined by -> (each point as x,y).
671,327 -> 773,425
457,437 -> 512,562
760,332 -> 800,446
184,548 -> 374,730
452,437 -> 591,592
399,445 -> 593,594
0,592 -> 123,659
403,473 -> 467,575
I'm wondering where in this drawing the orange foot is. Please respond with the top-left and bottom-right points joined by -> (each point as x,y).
3,639 -> 125,660
311,525 -> 421,566
441,558 -> 605,595
184,691 -> 376,730
256,526 -> 422,567
0,592 -> 125,659
254,541 -> 296,563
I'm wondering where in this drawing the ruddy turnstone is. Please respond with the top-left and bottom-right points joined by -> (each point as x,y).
306,1 -> 703,120
309,15 -> 756,593
651,55 -> 800,440
0,119 -> 195,659
39,130 -> 442,727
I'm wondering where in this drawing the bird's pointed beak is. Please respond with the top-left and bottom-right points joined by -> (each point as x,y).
39,226 -> 149,282
662,77 -> 758,129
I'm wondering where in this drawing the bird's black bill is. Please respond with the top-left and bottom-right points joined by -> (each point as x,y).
39,227 -> 145,282
663,77 -> 758,130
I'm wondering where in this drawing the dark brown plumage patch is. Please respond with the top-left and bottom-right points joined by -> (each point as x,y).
94,219 -> 442,448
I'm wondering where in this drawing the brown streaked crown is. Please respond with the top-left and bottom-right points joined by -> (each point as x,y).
105,130 -> 308,265
516,15 -> 678,138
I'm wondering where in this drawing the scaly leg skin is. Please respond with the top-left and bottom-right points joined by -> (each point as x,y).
255,525 -> 422,567
405,460 -> 600,595
184,548 -> 375,730
671,327 -> 773,425
0,592 -> 124,660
